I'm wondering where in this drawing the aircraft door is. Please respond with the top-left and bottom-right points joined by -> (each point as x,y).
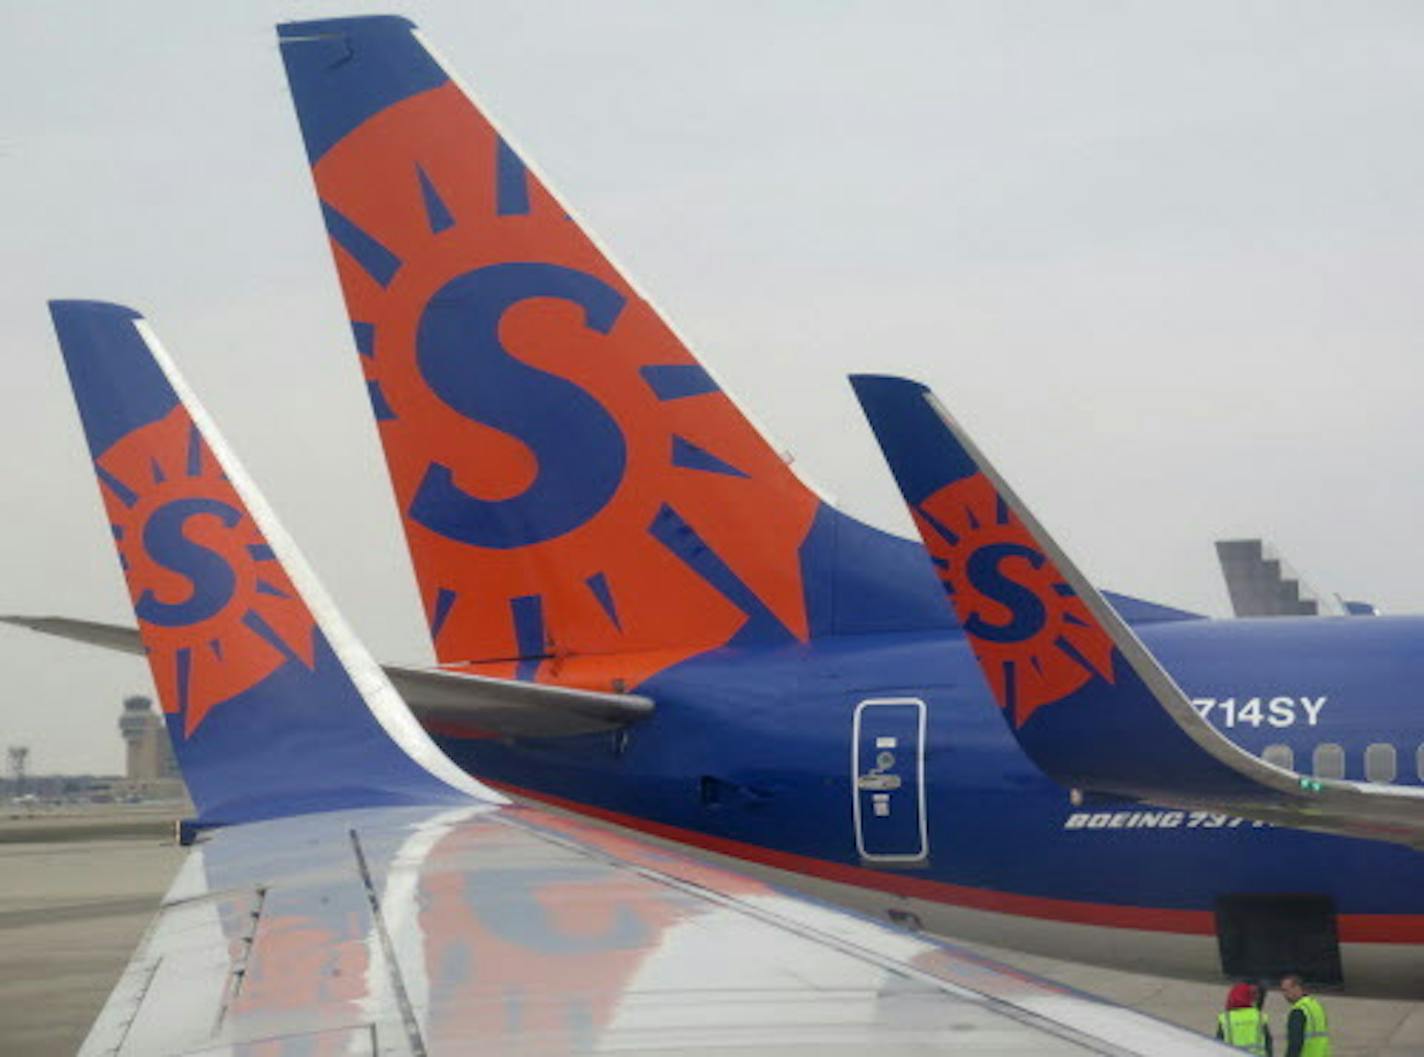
853,697 -> 928,864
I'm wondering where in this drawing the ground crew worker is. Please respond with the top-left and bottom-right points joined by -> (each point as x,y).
1216,981 -> 1272,1054
1280,973 -> 1331,1057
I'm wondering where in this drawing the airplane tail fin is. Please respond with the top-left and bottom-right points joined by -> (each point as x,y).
49,300 -> 497,826
850,375 -> 1424,847
275,17 -> 957,688
843,370 -> 1424,843
848,374 -> 1278,802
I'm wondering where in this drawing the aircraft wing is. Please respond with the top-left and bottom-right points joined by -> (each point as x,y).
88,801 -> 1246,1057
850,375 -> 1424,849
1215,538 -> 1377,618
0,614 -> 652,736
39,302 -> 1237,1055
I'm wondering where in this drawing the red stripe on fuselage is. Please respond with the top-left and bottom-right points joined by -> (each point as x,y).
490,780 -> 1424,944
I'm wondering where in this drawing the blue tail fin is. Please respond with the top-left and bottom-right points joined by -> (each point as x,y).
849,374 -> 1262,802
49,300 -> 497,826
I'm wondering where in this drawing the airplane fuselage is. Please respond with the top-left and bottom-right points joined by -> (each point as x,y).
429,613 -> 1424,996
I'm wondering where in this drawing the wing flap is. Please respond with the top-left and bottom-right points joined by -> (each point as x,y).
0,615 -> 653,737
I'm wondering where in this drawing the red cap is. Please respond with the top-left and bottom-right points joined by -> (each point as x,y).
1227,983 -> 1258,1009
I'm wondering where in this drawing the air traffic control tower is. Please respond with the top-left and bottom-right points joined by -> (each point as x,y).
118,695 -> 178,783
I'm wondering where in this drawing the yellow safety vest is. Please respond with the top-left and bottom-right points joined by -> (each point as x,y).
1217,1007 -> 1268,1054
1293,994 -> 1331,1057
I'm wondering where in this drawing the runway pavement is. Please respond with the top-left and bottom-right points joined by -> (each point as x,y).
1,807 -> 1419,1056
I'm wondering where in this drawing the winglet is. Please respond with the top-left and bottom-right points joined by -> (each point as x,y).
849,375 -> 1424,845
48,300 -> 502,828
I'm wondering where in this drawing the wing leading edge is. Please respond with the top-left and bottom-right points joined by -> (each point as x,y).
850,374 -> 1424,849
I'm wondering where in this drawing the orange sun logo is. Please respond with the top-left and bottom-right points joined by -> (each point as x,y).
95,406 -> 315,736
306,82 -> 819,689
914,474 -> 1116,727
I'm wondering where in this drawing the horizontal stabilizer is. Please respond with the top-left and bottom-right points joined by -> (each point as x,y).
47,300 -> 498,826
1,614 -> 652,737
1,614 -> 145,654
851,374 -> 1424,848
384,662 -> 652,736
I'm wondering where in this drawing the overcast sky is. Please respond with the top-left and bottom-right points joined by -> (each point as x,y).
2,2 -> 1422,774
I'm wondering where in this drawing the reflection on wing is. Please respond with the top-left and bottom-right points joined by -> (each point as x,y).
85,804 -> 1230,1056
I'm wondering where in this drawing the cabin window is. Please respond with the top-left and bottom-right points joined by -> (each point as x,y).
1312,743 -> 1345,780
1262,744 -> 1294,771
1365,743 -> 1397,784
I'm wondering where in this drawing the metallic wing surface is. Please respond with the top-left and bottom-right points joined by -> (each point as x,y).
88,805 -> 1242,1057
850,374 -> 1424,848
45,303 -> 1232,1055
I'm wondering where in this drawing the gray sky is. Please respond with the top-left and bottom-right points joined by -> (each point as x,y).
3,2 -> 1422,774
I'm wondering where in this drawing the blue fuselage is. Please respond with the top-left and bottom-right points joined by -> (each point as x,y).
431,613 -> 1424,993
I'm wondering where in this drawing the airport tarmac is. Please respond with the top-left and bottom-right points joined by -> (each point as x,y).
1,808 -> 1421,1056
0,805 -> 185,1056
